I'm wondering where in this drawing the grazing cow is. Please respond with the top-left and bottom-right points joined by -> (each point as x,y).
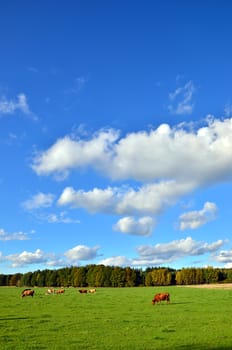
46,288 -> 55,295
152,292 -> 170,305
79,289 -> 88,294
56,289 -> 65,294
88,288 -> 96,293
21,289 -> 35,297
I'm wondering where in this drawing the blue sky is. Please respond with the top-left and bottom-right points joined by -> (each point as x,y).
1,0 -> 232,274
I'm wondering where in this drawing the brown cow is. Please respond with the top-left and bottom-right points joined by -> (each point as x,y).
79,289 -> 88,294
21,289 -> 35,297
56,289 -> 65,294
152,292 -> 170,305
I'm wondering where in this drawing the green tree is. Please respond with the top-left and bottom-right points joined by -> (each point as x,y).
145,272 -> 153,286
94,265 -> 105,287
86,265 -> 97,286
22,272 -> 33,287
150,268 -> 172,286
110,267 -> 126,287
8,273 -> 22,287
73,267 -> 87,287
102,266 -> 112,287
124,267 -> 137,287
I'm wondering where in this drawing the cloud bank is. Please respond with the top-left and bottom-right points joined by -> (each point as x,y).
1,237 -> 230,269
30,117 -> 232,232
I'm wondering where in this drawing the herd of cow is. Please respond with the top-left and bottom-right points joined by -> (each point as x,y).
21,287 -> 97,297
46,288 -> 65,294
78,288 -> 96,294
21,288 -> 170,305
21,288 -> 66,297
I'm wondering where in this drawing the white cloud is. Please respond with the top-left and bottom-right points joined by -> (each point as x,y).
46,258 -> 66,267
213,249 -> 232,268
58,186 -> 116,213
32,117 -> 232,227
1,237 -> 227,269
2,249 -> 66,269
0,228 -> 32,241
99,256 -> 132,267
22,193 -> 80,225
57,181 -> 193,216
22,192 -> 55,210
178,202 -> 218,230
97,237 -> 225,267
45,212 -> 80,224
135,237 -> 224,266
113,216 -> 155,236
64,245 -> 100,262
32,118 -> 232,187
0,93 -> 37,120
32,129 -> 119,178
168,80 -> 195,115
6,249 -> 48,267
98,237 -> 224,267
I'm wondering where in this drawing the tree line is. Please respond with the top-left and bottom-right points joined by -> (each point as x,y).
1,265 -> 232,287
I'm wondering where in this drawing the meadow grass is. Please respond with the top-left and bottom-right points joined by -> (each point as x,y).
0,286 -> 231,349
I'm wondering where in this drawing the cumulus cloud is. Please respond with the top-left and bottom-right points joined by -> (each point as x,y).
46,258 -> 67,267
31,118 -> 232,188
99,256 -> 132,267
136,236 -> 223,261
1,244 -> 100,269
22,192 -> 55,210
57,182 -> 194,216
58,186 -> 116,213
31,117 -> 232,236
98,237 -> 225,267
178,202 -> 218,230
168,80 -> 195,115
213,249 -> 232,268
6,249 -> 48,267
64,245 -> 100,262
4,249 -> 66,269
113,216 -> 155,236
1,238 -> 227,269
32,129 -> 119,178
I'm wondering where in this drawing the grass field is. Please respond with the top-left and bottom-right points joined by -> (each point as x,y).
0,286 -> 232,349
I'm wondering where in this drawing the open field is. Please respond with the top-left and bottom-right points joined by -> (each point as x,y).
180,283 -> 232,289
0,286 -> 232,350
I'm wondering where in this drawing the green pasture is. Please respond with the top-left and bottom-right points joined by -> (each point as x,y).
0,286 -> 231,349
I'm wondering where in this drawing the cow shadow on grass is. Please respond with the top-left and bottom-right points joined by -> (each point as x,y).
168,301 -> 192,305
174,346 -> 231,350
152,301 -> 191,305
0,317 -> 29,321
